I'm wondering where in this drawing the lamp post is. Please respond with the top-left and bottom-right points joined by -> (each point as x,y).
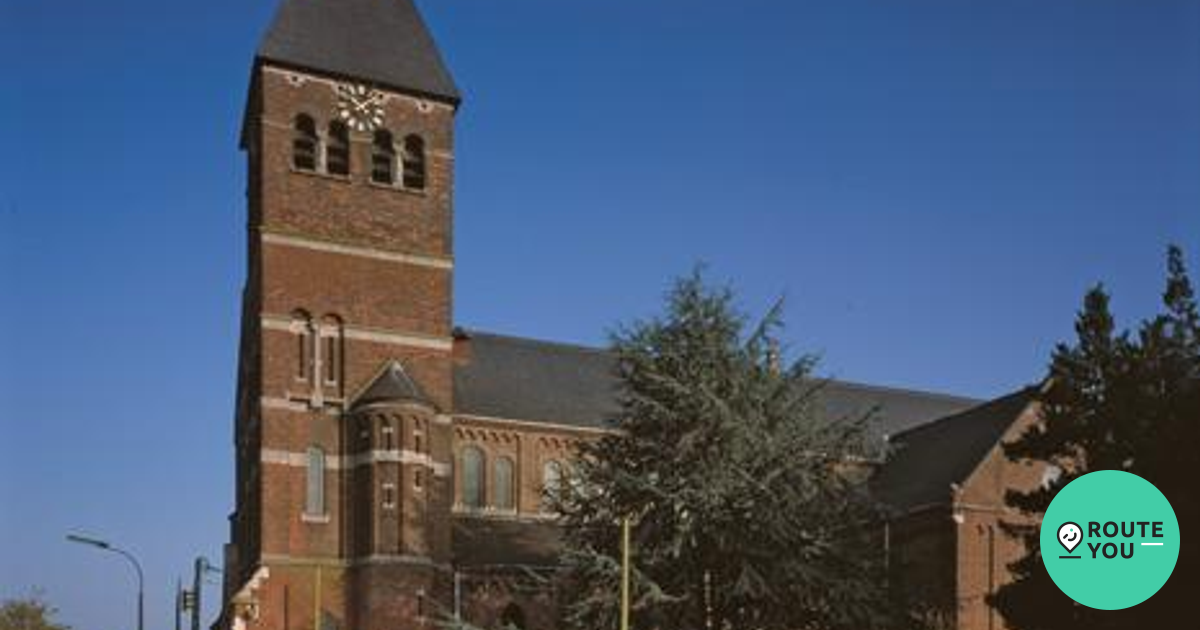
620,516 -> 631,630
67,533 -> 144,630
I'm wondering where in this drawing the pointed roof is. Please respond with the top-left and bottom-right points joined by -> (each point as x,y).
353,361 -> 432,408
257,0 -> 460,104
870,386 -> 1039,514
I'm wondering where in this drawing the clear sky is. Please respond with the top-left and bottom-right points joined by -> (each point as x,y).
1,1 -> 1197,629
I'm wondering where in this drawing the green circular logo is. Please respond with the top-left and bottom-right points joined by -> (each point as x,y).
1042,470 -> 1180,609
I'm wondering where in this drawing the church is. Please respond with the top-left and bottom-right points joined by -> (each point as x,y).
217,2 -> 1051,630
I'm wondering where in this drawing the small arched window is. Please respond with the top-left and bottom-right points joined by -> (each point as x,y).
292,115 -> 318,171
500,603 -> 527,630
401,134 -> 426,190
292,309 -> 314,381
306,446 -> 326,516
381,419 -> 395,451
494,457 -> 515,511
413,417 -> 425,454
371,130 -> 396,185
326,121 -> 350,176
319,314 -> 343,387
461,446 -> 485,509
542,460 -> 563,512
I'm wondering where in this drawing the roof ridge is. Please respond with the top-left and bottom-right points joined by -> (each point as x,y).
821,377 -> 982,406
460,329 -> 984,403
890,385 -> 1037,441
459,328 -> 614,357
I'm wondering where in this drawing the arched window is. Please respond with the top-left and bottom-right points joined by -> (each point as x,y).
292,115 -> 318,171
381,419 -> 395,451
326,121 -> 350,176
306,446 -> 326,515
292,310 -> 314,381
371,130 -> 396,185
413,417 -> 425,454
401,134 -> 426,190
461,446 -> 484,509
542,460 -> 563,512
319,314 -> 343,387
382,482 -> 396,510
500,603 -> 526,630
494,457 -> 515,510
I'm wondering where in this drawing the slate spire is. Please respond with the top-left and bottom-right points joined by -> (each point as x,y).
257,0 -> 460,104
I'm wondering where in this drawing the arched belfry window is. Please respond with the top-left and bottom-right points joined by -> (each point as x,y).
306,446 -> 326,516
401,134 -> 426,190
292,115 -> 318,171
461,446 -> 485,509
494,457 -> 515,511
371,130 -> 396,185
326,121 -> 350,176
542,460 -> 563,512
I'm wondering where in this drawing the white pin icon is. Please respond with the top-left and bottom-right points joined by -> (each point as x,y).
1058,521 -> 1083,556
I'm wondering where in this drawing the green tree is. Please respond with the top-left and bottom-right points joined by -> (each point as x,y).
994,246 -> 1200,628
557,271 -> 906,630
0,592 -> 70,630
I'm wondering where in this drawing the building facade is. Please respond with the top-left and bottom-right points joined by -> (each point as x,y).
218,2 -> 1049,630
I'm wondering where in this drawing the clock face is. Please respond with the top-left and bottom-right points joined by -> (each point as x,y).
335,83 -> 385,132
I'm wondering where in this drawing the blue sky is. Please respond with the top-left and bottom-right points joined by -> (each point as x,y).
1,1 -> 1197,629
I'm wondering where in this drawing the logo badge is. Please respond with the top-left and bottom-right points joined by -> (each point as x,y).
1041,470 -> 1180,609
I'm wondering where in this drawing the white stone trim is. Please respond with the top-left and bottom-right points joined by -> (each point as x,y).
260,448 -> 448,471
260,396 -> 342,415
261,397 -> 309,412
261,314 -> 453,351
451,505 -> 559,523
343,326 -> 453,351
262,65 -> 457,114
260,552 -> 450,570
261,231 -> 453,271
453,412 -> 618,436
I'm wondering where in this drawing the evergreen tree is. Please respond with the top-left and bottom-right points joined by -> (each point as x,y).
557,271 -> 905,630
994,246 -> 1200,628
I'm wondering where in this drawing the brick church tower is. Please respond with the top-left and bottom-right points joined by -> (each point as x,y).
221,1 -> 461,630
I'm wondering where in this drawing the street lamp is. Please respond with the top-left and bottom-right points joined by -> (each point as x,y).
67,533 -> 144,630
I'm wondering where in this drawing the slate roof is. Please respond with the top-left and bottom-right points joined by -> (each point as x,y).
819,380 -> 981,447
870,387 -> 1038,514
453,331 -> 622,428
353,361 -> 431,408
449,331 -> 997,569
452,330 -> 979,446
257,0 -> 460,104
452,516 -> 563,568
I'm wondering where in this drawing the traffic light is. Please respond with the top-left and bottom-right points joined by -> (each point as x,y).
180,589 -> 196,612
